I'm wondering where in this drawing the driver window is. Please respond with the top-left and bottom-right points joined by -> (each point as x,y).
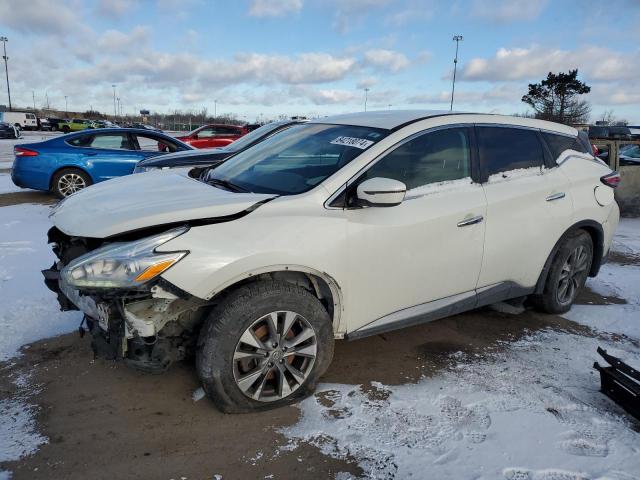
361,127 -> 471,191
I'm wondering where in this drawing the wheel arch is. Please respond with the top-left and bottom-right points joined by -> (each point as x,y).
48,165 -> 95,190
205,266 -> 344,336
534,220 -> 604,294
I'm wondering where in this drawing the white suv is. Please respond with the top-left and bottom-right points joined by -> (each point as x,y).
45,111 -> 620,412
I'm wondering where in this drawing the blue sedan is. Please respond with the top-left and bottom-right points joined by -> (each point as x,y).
11,128 -> 193,197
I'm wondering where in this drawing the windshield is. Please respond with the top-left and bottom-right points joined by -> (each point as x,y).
204,123 -> 388,195
225,122 -> 292,152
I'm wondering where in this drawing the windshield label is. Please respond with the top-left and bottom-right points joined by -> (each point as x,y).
330,136 -> 374,150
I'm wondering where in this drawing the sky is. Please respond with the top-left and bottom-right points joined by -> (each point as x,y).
0,0 -> 639,123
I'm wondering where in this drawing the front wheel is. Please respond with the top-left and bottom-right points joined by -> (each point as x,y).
531,230 -> 593,314
196,280 -> 334,413
51,168 -> 92,198
62,126 -> 70,134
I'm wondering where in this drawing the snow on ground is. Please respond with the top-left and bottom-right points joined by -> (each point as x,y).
0,174 -> 24,194
0,203 -> 81,361
283,218 -> 640,480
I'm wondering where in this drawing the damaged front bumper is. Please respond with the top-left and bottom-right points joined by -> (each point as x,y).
42,262 -> 208,373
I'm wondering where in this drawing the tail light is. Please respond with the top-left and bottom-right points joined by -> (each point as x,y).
592,144 -> 599,156
600,171 -> 621,188
14,147 -> 39,157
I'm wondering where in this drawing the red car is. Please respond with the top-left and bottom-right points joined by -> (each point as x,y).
176,124 -> 248,149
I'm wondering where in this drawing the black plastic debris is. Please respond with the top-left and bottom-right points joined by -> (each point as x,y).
593,347 -> 640,420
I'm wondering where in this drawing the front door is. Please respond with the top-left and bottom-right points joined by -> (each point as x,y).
344,126 -> 487,334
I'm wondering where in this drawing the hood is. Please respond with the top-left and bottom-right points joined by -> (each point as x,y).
51,169 -> 277,238
136,148 -> 231,169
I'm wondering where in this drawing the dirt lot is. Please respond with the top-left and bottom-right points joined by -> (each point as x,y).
0,288 -> 621,480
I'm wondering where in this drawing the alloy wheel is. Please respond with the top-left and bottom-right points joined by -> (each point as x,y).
556,244 -> 589,305
58,173 -> 87,197
232,310 -> 317,402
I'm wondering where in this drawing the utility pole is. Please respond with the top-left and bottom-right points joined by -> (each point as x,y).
64,95 -> 68,114
112,84 -> 117,118
1,37 -> 11,111
364,88 -> 370,112
450,34 -> 463,111
32,90 -> 36,110
117,97 -> 121,118
214,99 -> 217,119
45,91 -> 50,110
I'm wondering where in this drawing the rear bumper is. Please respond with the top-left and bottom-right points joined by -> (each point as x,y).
10,160 -> 50,191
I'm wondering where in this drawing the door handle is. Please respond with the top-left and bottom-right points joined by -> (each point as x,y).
546,192 -> 565,202
457,215 -> 484,227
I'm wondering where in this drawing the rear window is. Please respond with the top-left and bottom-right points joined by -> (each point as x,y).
542,132 -> 586,160
477,127 -> 544,176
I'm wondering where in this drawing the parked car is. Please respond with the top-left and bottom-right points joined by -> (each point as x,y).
94,120 -> 118,128
176,123 -> 248,149
0,111 -> 38,130
134,120 -> 305,173
11,128 -> 193,197
45,117 -> 66,132
58,118 -> 97,134
43,111 -> 619,412
0,121 -> 19,139
619,144 -> 640,166
131,123 -> 162,132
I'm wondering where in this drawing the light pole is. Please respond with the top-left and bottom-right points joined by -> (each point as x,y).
64,95 -> 68,114
1,36 -> 11,111
450,34 -> 463,111
45,91 -> 50,110
214,99 -> 218,119
112,84 -> 117,118
117,97 -> 121,118
32,90 -> 36,110
364,88 -> 370,112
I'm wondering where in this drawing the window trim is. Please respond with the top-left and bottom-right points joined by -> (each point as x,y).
325,123 -> 480,209
474,123 -> 549,182
65,132 -> 134,151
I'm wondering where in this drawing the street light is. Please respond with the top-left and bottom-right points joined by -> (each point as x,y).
112,84 -> 117,118
64,95 -> 68,114
1,36 -> 11,111
364,88 -> 370,112
450,34 -> 463,111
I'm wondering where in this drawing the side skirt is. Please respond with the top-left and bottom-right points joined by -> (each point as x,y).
346,282 -> 534,341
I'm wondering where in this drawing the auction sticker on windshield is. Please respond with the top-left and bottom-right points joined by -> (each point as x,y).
330,136 -> 374,150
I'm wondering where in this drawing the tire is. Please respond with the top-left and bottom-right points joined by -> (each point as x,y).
51,168 -> 92,198
52,125 -> 58,132
62,126 -> 70,134
196,280 -> 334,413
530,230 -> 593,314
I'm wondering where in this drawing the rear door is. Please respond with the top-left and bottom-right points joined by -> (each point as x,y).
476,125 -> 573,291
71,133 -> 145,181
344,126 -> 487,333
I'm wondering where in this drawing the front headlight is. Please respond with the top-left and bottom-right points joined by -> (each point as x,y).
61,227 -> 189,289
133,165 -> 154,173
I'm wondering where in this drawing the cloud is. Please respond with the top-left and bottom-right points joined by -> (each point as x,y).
249,0 -> 303,17
363,49 -> 409,72
0,0 -> 79,35
385,0 -> 435,26
357,77 -> 378,89
459,46 -> 640,83
97,0 -> 138,19
332,0 -> 391,33
470,0 -> 548,22
97,26 -> 151,53
291,86 -> 359,105
407,84 -> 522,105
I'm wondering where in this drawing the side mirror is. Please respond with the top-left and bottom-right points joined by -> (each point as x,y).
356,177 -> 406,207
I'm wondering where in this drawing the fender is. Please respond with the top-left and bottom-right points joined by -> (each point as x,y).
535,220 -> 604,294
204,264 -> 345,335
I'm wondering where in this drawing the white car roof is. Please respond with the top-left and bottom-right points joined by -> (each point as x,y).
311,110 -> 576,136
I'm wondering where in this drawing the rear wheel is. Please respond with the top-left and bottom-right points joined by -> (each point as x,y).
196,280 -> 334,413
51,168 -> 92,198
62,125 -> 70,134
531,230 -> 593,314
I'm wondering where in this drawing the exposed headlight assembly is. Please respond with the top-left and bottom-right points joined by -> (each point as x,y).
61,227 -> 189,289
133,165 -> 158,173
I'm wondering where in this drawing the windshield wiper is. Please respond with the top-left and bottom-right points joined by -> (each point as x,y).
206,177 -> 249,193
